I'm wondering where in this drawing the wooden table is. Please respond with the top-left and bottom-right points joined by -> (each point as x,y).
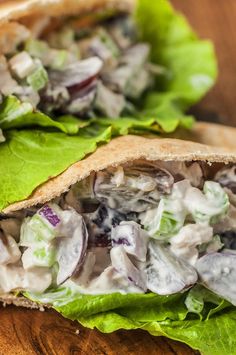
1,1 -> 236,354
173,0 -> 236,127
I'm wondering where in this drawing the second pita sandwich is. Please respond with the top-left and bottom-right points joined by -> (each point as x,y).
0,0 -> 217,142
0,133 -> 236,354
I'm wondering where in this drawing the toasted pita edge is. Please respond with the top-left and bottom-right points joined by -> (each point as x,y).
0,294 -> 47,310
0,0 -> 135,24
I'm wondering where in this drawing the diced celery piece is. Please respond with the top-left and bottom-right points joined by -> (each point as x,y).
27,65 -> 48,91
141,198 -> 186,239
22,245 -> 56,269
204,181 -> 229,215
190,181 -> 229,224
50,49 -> 68,69
25,39 -> 49,59
20,214 -> 56,247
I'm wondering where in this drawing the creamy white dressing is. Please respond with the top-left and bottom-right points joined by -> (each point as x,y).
0,265 -> 52,294
22,245 -> 55,269
72,245 -> 146,294
94,163 -> 173,213
146,240 -> 197,295
110,246 -> 146,291
141,179 -> 229,238
0,161 -> 236,298
196,253 -> 236,306
111,221 -> 148,262
184,184 -> 228,223
170,224 -> 213,265
77,266 -> 143,295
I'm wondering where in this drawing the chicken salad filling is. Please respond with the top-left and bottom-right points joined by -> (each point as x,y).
1,15 -> 159,119
1,161 -> 236,305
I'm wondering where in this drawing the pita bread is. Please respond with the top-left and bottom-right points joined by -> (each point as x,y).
0,0 -> 135,25
169,121 -> 236,150
1,121 -> 236,308
0,294 -> 45,310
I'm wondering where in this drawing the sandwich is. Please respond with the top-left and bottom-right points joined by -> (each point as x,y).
0,1 -> 229,353
0,0 -> 217,143
1,129 -> 236,355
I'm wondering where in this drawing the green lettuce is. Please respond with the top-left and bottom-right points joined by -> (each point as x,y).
92,113 -> 193,136
143,309 -> 236,355
0,95 -> 193,136
136,0 -> 217,109
0,96 -> 89,134
0,126 -> 111,210
25,285 -> 235,355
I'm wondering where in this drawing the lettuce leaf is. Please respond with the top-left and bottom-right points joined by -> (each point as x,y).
144,309 -> 236,355
0,96 -> 88,134
25,286 -> 236,355
136,0 -> 217,109
92,101 -> 194,135
0,126 -> 111,210
0,94 -> 194,137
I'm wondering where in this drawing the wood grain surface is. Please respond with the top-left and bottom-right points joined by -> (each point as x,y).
173,0 -> 236,127
1,1 -> 236,354
0,306 -> 198,355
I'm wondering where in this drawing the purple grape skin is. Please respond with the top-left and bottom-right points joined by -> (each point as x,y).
56,217 -> 88,285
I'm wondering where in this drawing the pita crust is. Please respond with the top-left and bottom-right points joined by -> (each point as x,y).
0,294 -> 46,310
170,122 -> 236,150
3,122 -> 236,214
0,0 -> 135,25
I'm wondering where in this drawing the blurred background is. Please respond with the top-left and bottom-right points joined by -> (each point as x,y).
172,0 -> 236,126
